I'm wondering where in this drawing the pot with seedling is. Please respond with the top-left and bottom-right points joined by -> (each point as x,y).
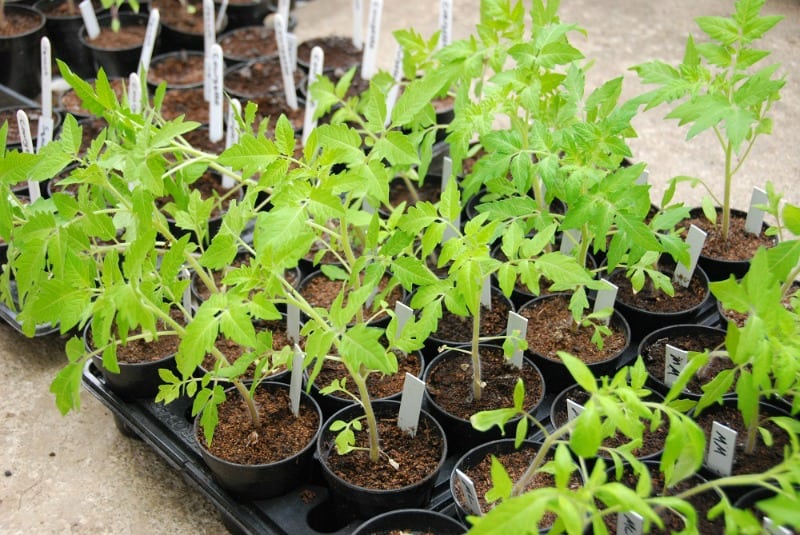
34,0 -> 99,77
78,0 -> 152,78
0,1 -> 46,98
631,0 -> 784,281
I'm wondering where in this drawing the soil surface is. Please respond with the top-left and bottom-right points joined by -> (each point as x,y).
431,292 -> 511,343
201,319 -> 294,380
313,350 -> 422,401
297,35 -> 361,72
640,329 -> 730,396
298,272 -> 403,324
610,267 -> 708,313
425,346 -> 544,419
148,51 -> 205,88
224,58 -> 303,99
154,0 -> 204,34
0,107 -> 44,145
246,91 -> 305,134
219,25 -> 279,61
86,21 -> 146,49
89,308 -> 186,364
200,386 -> 320,465
682,209 -> 776,262
0,9 -> 42,36
322,414 -> 444,490
37,0 -> 85,17
519,294 -> 628,364
387,178 -> 441,209
160,87 -> 211,124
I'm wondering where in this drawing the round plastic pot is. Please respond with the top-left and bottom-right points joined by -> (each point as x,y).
423,345 -> 545,455
146,49 -> 205,91
216,0 -> 269,31
351,508 -> 465,535
316,400 -> 448,522
0,5 -> 46,98
34,0 -> 97,77
194,381 -> 322,499
79,12 -> 148,78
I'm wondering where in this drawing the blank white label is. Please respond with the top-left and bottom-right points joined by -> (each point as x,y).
397,373 -> 425,435
560,229 -> 581,255
745,187 -> 768,235
506,312 -> 527,369
663,344 -> 688,387
352,0 -> 364,49
673,224 -> 706,288
705,421 -> 737,477
302,46 -> 324,145
139,9 -> 160,75
128,73 -> 141,114
394,302 -> 413,338
79,0 -> 100,40
593,280 -> 617,325
566,398 -> 584,423
287,303 -> 300,343
763,516 -> 792,535
289,349 -> 304,416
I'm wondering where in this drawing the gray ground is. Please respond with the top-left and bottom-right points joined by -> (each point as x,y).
2,0 -> 798,533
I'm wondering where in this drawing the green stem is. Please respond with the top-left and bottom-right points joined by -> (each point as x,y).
350,365 -> 381,463
722,140 -> 733,243
511,422 -> 574,496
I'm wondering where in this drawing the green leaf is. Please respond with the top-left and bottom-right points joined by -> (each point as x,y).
485,455 -> 513,503
696,16 -> 740,46
559,352 -> 597,393
371,131 -> 419,167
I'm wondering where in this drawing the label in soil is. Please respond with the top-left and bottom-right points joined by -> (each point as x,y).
360,0 -> 383,80
394,302 -> 413,339
303,46 -> 324,145
673,224 -> 706,288
139,9 -> 160,75
763,517 -> 793,535
277,0 -> 290,24
705,421 -> 737,477
480,277 -> 492,309
506,312 -> 527,368
352,0 -> 364,49
745,186 -> 768,235
636,169 -> 650,186
560,228 -> 581,255
203,0 -> 216,101
274,14 -> 299,110
384,45 -> 403,126
226,98 -> 241,150
398,373 -> 425,436
663,344 -> 688,387
593,280 -> 617,325
37,38 -> 53,151
209,44 -> 224,143
439,0 -> 452,48
182,268 -> 193,311
79,0 -> 100,40
454,469 -> 483,516
288,33 -> 298,71
287,303 -> 300,343
215,0 -> 228,32
18,109 -> 41,201
128,73 -> 141,115
617,511 -> 644,535
566,398 -> 584,423
290,348 -> 304,416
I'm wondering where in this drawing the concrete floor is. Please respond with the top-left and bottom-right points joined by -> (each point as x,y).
2,0 -> 798,533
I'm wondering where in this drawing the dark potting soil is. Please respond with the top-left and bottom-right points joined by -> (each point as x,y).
682,210 -> 775,262
90,308 -> 186,364
200,386 -> 320,465
154,0 -> 204,34
297,35 -> 361,72
60,78 -> 127,117
324,416 -> 444,490
148,52 -> 205,87
640,330 -> 731,396
453,444 -> 581,528
88,23 -> 146,49
425,346 -> 544,420
201,319 -> 293,380
604,464 -> 723,534
76,117 -> 108,156
610,267 -> 708,313
695,404 -> 790,478
551,387 -> 668,459
387,178 -> 441,208
313,351 -> 422,400
432,292 -> 510,342
219,26 -> 279,61
299,272 -> 403,324
224,58 -> 303,99
38,0 -> 92,17
178,128 -> 227,156
519,294 -> 628,364
0,10 -> 42,36
160,87 -> 210,124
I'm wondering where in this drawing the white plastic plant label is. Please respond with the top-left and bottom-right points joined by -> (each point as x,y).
181,268 -> 193,312
352,0 -> 363,49
506,311 -> 527,369
397,373 -> 425,435
663,344 -> 688,387
138,8 -> 160,76
287,32 -> 298,71
128,73 -> 141,114
438,0 -> 452,48
208,44 -> 224,143
394,302 -> 413,339
566,398 -> 584,423
203,0 -> 216,101
287,303 -> 300,343
560,228 -> 581,255
17,110 -> 41,202
480,276 -> 492,310
79,0 -> 100,40
302,46 -> 324,146
745,186 -> 768,235
225,98 -> 241,150
384,45 -> 403,125
454,469 -> 483,516
360,0 -> 383,80
215,0 -> 228,33
636,169 -> 650,186
37,37 -> 54,151
763,517 -> 793,535
705,421 -> 737,477
274,14 -> 299,110
673,224 -> 707,288
290,347 -> 304,416
593,280 -> 617,326
277,0 -> 290,24
617,511 -> 644,535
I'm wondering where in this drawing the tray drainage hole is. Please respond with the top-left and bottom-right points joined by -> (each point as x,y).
306,497 -> 354,533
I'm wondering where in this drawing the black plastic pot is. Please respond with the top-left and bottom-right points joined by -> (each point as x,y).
637,323 -> 728,399
519,293 -> 631,392
79,12 -> 149,78
217,24 -> 278,65
317,400 -> 448,522
216,0 -> 270,31
194,381 -> 322,499
608,264 -> 712,343
733,487 -> 796,533
146,49 -> 205,90
0,5 -> 46,98
352,508 -> 466,535
423,345 -> 546,454
34,0 -> 97,78
296,34 -> 361,74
